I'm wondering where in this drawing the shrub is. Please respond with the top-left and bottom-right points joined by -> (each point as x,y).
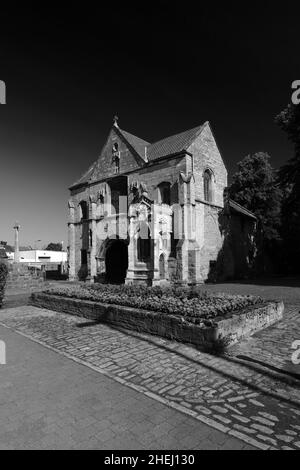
0,262 -> 8,308
43,283 -> 264,324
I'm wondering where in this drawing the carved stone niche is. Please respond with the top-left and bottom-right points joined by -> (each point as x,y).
178,172 -> 195,205
130,181 -> 150,203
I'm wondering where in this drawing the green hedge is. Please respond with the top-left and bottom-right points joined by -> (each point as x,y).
44,283 -> 264,325
0,262 -> 8,308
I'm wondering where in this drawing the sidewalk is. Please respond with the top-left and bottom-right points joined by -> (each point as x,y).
1,305 -> 300,450
0,324 -> 251,450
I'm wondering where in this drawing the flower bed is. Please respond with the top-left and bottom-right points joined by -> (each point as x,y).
31,289 -> 284,351
43,284 -> 264,326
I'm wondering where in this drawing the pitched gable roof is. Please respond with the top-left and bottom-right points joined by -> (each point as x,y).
70,121 -> 207,188
118,123 -> 207,162
73,160 -> 99,187
71,126 -> 151,188
118,128 -> 150,160
146,123 -> 206,161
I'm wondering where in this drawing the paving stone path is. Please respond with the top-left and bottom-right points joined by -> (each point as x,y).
1,306 -> 300,450
229,305 -> 300,376
197,282 -> 300,377
1,325 -> 254,450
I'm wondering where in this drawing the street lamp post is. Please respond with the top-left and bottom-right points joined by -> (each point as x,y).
34,240 -> 42,250
61,241 -> 64,273
13,222 -> 20,263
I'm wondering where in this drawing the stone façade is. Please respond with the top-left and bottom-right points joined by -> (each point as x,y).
68,120 -> 256,285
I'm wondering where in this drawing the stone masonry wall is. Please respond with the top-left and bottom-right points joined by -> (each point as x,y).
129,155 -> 187,204
89,127 -> 144,183
68,122 -> 254,284
31,293 -> 284,348
187,123 -> 228,282
5,263 -> 44,295
69,154 -> 189,279
200,204 -> 224,280
188,123 -> 228,207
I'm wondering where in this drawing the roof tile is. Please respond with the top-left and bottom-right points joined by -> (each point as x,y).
146,123 -> 205,161
71,122 -> 206,187
119,129 -> 150,160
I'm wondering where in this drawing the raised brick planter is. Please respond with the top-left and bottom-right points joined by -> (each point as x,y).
30,293 -> 284,349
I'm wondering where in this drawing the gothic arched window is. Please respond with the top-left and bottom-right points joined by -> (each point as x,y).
203,169 -> 213,203
158,182 -> 171,205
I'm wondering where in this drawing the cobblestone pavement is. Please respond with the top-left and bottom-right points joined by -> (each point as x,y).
0,324 -> 251,450
195,281 -> 300,377
1,306 -> 300,450
229,305 -> 300,376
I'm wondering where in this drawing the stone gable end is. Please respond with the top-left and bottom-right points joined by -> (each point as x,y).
187,123 -> 228,207
90,128 -> 144,183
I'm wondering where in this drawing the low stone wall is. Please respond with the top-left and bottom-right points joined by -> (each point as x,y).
30,293 -> 284,349
216,303 -> 284,343
5,263 -> 45,295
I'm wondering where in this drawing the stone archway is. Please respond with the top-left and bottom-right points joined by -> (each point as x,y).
105,240 -> 128,284
159,253 -> 165,280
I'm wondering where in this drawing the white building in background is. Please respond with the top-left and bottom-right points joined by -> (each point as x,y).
6,251 -> 14,261
18,250 -> 67,263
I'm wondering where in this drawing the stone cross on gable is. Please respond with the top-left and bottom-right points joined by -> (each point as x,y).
113,115 -> 119,128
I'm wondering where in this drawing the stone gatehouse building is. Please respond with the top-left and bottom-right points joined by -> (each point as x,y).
68,119 -> 256,285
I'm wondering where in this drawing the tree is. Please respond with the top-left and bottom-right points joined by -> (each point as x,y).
276,104 -> 300,273
45,243 -> 63,251
228,152 -> 282,273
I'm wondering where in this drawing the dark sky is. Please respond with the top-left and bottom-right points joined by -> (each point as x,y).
0,2 -> 298,247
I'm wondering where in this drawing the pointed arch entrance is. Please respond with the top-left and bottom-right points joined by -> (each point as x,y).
105,239 -> 128,284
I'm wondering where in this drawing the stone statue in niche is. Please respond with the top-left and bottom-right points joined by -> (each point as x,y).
140,182 -> 149,197
130,181 -> 149,202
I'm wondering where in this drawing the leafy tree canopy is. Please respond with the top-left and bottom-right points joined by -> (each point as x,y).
276,103 -> 300,186
276,104 -> 300,269
228,152 -> 282,242
5,244 -> 14,252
